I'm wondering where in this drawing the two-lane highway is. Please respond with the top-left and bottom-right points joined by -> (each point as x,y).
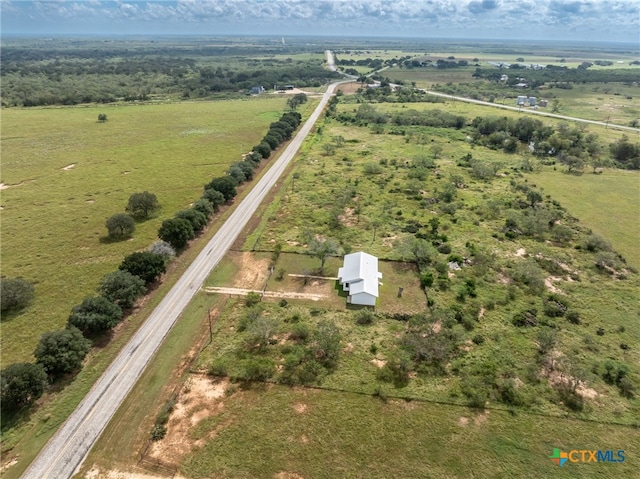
21,54 -> 348,479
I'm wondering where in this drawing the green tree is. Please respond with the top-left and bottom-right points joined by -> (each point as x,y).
192,198 -> 214,218
98,270 -> 146,309
202,188 -> 225,211
119,252 -> 166,285
34,327 -> 92,378
125,191 -> 159,219
1,362 -> 48,410
312,320 -> 342,369
105,213 -> 135,240
307,237 -> 343,271
158,217 -> 195,250
67,296 -> 123,336
205,177 -> 237,201
97,113 -> 108,122
175,209 -> 208,233
396,237 -> 436,269
0,277 -> 35,313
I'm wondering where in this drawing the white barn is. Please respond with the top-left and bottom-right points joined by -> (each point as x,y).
337,252 -> 382,306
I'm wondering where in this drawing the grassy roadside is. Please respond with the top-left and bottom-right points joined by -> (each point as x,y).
0,97 -> 320,478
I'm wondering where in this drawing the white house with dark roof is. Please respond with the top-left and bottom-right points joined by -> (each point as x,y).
337,252 -> 382,306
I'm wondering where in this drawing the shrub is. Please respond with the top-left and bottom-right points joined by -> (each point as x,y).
245,291 -> 261,307
355,309 -> 375,325
150,424 -> 167,441
0,277 -> 35,313
278,298 -> 288,307
377,351 -> 412,388
175,209 -> 208,233
543,294 -> 568,317
147,240 -> 176,259
566,310 -> 581,324
242,358 -> 276,383
289,323 -> 310,343
512,309 -> 538,327
583,234 -> 612,252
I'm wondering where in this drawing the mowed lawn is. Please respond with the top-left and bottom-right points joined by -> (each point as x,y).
528,169 -> 640,268
0,98 -> 287,366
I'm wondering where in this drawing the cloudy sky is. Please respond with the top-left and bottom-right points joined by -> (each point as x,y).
2,0 -> 639,43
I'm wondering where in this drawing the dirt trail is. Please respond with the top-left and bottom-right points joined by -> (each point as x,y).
204,286 -> 325,301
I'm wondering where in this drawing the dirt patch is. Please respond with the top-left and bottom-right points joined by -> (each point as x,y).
514,248 -> 527,258
458,416 -> 470,427
474,410 -> 489,426
62,163 -> 76,170
205,286 -> 326,302
546,370 -> 598,400
0,457 -> 18,475
478,307 -> 486,319
343,342 -> 355,353
545,276 -> 564,294
85,467 -> 188,479
147,376 -> 230,465
382,235 -> 398,247
275,472 -> 307,479
339,207 -> 358,227
233,252 -> 271,289
371,358 -> 386,368
293,403 -> 308,414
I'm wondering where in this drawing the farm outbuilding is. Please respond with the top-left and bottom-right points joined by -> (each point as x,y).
338,252 -> 382,306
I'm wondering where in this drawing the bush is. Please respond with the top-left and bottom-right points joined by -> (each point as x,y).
34,327 -> 92,378
566,310 -> 581,325
105,213 -> 135,240
376,351 -> 412,388
150,424 -> 167,441
512,309 -> 538,327
0,277 -> 35,313
0,362 -> 48,410
355,309 -> 375,325
543,294 -> 568,317
289,323 -> 310,343
583,234 -> 612,252
175,209 -> 208,233
147,240 -> 176,259
245,291 -> 261,307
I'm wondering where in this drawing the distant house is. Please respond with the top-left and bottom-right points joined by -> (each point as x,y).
250,86 -> 265,94
338,252 -> 382,306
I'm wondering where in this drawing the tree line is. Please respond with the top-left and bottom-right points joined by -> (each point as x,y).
1,44 -> 338,106
1,109 -> 303,413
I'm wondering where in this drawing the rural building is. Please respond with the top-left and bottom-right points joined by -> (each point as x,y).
517,95 -> 528,105
338,252 -> 383,306
250,86 -> 265,94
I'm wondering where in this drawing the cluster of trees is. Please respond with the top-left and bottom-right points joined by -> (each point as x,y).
105,192 -> 160,240
338,104 -> 465,130
0,249 -> 170,411
472,65 -> 639,88
1,43 -> 338,106
251,111 -> 302,160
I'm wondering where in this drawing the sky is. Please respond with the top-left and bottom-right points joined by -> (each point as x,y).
1,0 -> 639,43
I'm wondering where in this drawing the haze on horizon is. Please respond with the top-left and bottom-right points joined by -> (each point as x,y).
1,0 -> 639,44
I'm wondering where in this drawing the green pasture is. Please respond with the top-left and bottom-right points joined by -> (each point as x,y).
0,98 -> 287,366
178,385 -> 638,479
527,169 -> 640,267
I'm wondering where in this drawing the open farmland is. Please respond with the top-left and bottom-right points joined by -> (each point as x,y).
0,98 -> 287,366
78,93 -> 640,478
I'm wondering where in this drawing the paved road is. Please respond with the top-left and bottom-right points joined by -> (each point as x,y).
21,53 -> 349,479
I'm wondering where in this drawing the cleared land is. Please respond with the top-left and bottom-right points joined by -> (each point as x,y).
0,98 -> 287,367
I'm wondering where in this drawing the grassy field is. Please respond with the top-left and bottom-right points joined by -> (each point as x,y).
177,385 -> 638,479
67,93 -> 639,479
527,169 -> 640,268
0,98 -> 288,366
